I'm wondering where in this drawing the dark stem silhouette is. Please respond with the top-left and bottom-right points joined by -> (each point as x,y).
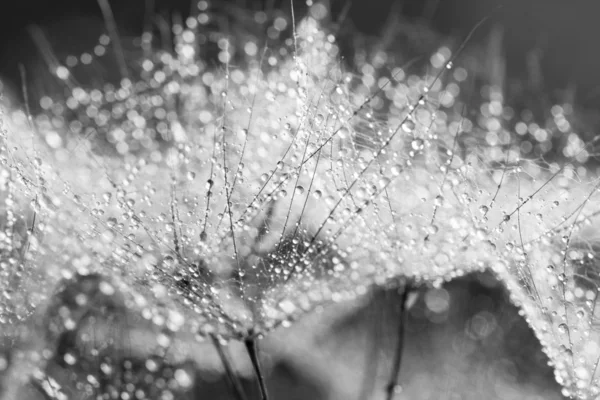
245,334 -> 270,400
358,288 -> 384,400
385,283 -> 411,400
210,334 -> 248,400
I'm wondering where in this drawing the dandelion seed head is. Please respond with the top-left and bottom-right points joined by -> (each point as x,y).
2,1 -> 600,398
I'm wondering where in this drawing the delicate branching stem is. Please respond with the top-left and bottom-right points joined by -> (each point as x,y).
385,284 -> 411,400
97,0 -> 130,80
18,64 -> 38,260
27,24 -> 77,90
244,335 -> 269,400
142,0 -> 155,53
210,334 -> 248,400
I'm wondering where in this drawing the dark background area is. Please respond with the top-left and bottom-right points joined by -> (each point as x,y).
2,0 -> 600,108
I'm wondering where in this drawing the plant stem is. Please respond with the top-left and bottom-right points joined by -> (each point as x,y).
385,284 -> 411,400
97,0 -> 130,80
29,375 -> 63,400
244,335 -> 269,400
210,334 -> 248,400
358,289 -> 384,400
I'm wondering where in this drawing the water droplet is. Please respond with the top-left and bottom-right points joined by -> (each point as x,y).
402,120 -> 415,133
163,255 -> 176,268
175,368 -> 194,388
411,138 -> 424,150
107,217 -> 117,228
391,164 -> 402,176
427,225 -> 439,235
64,352 -> 77,365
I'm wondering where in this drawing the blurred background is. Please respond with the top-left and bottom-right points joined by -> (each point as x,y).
0,0 -> 593,398
2,272 -> 565,399
3,0 -> 600,161
2,0 -> 600,107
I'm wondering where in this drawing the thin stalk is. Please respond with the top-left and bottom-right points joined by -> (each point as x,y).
30,380 -> 53,400
357,289 -> 384,400
244,335 -> 269,400
97,0 -> 130,80
385,284 -> 411,400
210,334 -> 248,400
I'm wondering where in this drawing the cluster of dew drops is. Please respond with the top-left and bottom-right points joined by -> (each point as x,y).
1,0 -> 600,398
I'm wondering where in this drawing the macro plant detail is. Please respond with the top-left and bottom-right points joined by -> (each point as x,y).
1,1 -> 600,399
